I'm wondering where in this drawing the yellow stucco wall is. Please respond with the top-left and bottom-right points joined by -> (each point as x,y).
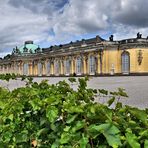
0,48 -> 148,76
102,49 -> 121,74
126,48 -> 148,73
143,49 -> 148,72
100,48 -> 148,74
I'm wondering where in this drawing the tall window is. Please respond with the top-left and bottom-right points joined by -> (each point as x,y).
46,61 -> 50,75
0,66 -> 2,71
76,57 -> 82,74
65,59 -> 71,74
54,61 -> 60,75
121,52 -> 130,74
38,62 -> 42,76
89,55 -> 95,74
16,63 -> 19,74
23,63 -> 28,75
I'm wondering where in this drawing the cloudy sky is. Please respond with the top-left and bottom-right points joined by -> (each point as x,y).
0,0 -> 148,57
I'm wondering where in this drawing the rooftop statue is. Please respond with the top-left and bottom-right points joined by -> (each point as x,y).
109,35 -> 114,41
137,32 -> 142,39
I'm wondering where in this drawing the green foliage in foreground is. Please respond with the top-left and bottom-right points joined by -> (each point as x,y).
0,74 -> 147,147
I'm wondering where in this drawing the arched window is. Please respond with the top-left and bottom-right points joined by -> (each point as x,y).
54,60 -> 60,75
121,51 -> 130,74
15,63 -> 19,74
76,57 -> 82,74
46,61 -> 50,75
38,62 -> 42,76
89,55 -> 95,74
65,59 -> 71,75
23,63 -> 28,75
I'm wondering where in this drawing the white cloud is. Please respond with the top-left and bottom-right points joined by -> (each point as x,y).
1,0 -> 148,57
0,0 -> 50,52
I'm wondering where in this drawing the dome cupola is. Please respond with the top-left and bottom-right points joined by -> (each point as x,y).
19,41 -> 41,54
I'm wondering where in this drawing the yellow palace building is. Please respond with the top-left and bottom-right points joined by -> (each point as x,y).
0,33 -> 148,76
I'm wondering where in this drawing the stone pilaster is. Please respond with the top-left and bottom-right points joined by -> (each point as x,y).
71,57 -> 75,74
50,58 -> 54,75
94,52 -> 99,75
83,54 -> 88,75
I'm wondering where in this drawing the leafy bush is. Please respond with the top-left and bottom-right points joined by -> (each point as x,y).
0,74 -> 147,147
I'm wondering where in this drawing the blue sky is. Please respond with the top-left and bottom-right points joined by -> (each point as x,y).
0,0 -> 148,57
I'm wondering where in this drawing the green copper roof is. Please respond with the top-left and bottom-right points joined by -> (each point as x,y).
18,41 -> 41,54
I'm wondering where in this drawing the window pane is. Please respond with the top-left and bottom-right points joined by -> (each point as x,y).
89,56 -> 95,73
77,57 -> 82,74
122,52 -> 130,74
46,61 -> 50,75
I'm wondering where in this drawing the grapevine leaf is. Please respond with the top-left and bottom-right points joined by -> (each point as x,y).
118,88 -> 128,97
144,140 -> 148,148
71,120 -> 85,133
60,132 -> 71,144
68,78 -> 76,83
37,128 -> 48,137
98,89 -> 108,95
46,106 -> 58,123
107,97 -> 115,107
79,134 -> 88,148
129,108 -> 147,126
66,114 -> 78,124
125,132 -> 140,148
88,123 -> 121,147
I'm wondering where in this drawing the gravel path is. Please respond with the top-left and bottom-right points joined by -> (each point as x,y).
0,76 -> 148,109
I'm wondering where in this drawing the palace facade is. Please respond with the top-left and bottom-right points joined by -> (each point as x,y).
0,34 -> 148,76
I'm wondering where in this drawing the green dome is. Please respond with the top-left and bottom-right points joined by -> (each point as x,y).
19,41 -> 41,54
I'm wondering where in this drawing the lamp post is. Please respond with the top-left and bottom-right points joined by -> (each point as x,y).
98,47 -> 104,75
